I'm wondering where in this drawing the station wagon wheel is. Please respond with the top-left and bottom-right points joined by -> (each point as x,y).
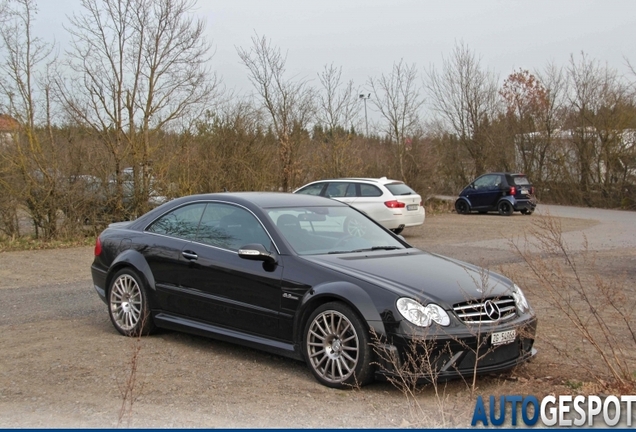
108,268 -> 155,337
455,199 -> 469,214
498,201 -> 513,216
344,217 -> 366,237
304,302 -> 373,388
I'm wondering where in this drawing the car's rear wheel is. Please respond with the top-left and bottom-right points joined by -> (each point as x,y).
520,209 -> 534,215
344,217 -> 366,237
498,201 -> 513,216
455,199 -> 470,214
391,227 -> 404,235
304,302 -> 373,389
108,268 -> 155,337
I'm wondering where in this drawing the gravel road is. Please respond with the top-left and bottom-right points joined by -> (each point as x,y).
0,204 -> 633,427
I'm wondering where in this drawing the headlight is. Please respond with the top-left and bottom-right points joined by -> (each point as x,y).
396,298 -> 450,327
512,284 -> 529,313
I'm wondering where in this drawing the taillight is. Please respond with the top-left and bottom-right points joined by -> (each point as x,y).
94,237 -> 102,256
530,186 -> 535,195
509,186 -> 516,196
384,200 -> 406,208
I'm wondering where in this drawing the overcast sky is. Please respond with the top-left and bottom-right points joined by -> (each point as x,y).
35,0 -> 636,96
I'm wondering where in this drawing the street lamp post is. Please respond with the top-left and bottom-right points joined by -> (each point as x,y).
359,93 -> 371,136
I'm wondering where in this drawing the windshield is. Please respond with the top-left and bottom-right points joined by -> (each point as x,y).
511,175 -> 531,186
385,182 -> 417,196
266,206 -> 406,256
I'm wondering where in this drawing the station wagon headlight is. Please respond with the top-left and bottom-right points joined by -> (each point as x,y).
512,284 -> 529,313
397,298 -> 450,327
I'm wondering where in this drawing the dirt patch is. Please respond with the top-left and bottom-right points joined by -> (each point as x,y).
0,209 -> 633,427
0,246 -> 93,290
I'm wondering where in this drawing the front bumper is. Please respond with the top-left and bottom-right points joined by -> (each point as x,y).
375,317 -> 537,383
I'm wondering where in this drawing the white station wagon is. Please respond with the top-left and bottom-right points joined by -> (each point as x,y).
294,177 -> 425,235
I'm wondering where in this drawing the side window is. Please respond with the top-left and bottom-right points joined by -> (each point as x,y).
146,203 -> 206,239
325,182 -> 349,198
474,175 -> 497,190
345,183 -> 357,197
296,183 -> 324,196
360,184 -> 382,197
196,203 -> 270,251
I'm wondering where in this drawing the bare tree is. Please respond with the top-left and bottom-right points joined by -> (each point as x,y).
0,0 -> 61,239
565,53 -> 635,205
532,63 -> 568,186
426,42 -> 500,178
59,0 -> 218,217
500,69 -> 552,183
313,63 -> 361,178
369,59 -> 425,182
237,34 -> 315,190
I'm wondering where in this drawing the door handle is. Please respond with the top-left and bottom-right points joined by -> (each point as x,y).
182,250 -> 198,261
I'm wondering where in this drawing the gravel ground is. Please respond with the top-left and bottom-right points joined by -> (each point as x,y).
0,204 -> 634,428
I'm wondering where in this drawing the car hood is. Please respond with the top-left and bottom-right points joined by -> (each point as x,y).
303,249 -> 513,308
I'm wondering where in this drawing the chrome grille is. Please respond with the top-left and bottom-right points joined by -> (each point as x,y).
453,296 -> 517,323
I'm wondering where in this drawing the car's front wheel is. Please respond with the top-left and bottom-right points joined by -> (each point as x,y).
498,200 -> 513,216
390,227 -> 404,235
304,302 -> 374,388
455,199 -> 470,214
108,268 -> 155,337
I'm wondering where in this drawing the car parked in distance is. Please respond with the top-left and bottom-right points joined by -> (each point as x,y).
91,192 -> 537,389
455,173 -> 537,216
294,177 -> 425,235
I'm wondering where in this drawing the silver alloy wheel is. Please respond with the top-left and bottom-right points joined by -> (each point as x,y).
346,218 -> 365,237
110,274 -> 143,331
306,310 -> 359,384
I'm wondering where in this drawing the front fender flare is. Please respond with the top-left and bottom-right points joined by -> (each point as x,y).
293,281 -> 387,346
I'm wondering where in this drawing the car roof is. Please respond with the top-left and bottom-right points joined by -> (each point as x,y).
169,192 -> 348,209
479,172 -> 528,176
304,177 -> 403,185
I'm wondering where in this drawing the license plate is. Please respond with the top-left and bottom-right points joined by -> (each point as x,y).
407,204 -> 418,211
520,189 -> 528,195
491,329 -> 516,346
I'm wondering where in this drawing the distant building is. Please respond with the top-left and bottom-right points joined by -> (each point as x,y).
0,114 -> 19,146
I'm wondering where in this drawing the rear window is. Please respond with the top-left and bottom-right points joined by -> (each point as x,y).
385,183 -> 417,196
511,176 -> 531,186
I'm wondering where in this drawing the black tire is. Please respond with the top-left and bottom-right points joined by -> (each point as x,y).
303,302 -> 374,389
520,209 -> 534,215
498,200 -> 513,216
478,211 -> 487,214
455,199 -> 470,214
108,268 -> 156,337
391,227 -> 404,235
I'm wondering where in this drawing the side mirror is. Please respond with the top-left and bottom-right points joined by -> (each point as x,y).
238,243 -> 277,264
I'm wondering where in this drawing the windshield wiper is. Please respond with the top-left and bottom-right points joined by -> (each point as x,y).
328,246 -> 402,254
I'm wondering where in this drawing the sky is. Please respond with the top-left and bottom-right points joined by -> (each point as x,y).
32,0 -> 636,102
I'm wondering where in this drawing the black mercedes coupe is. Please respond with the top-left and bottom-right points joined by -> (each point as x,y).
91,192 -> 537,388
